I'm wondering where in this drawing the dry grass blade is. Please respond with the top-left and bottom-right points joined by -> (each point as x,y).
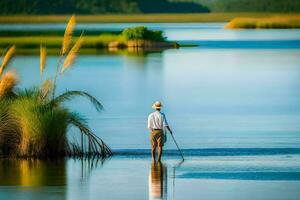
40,46 -> 46,78
61,35 -> 84,74
0,71 -> 17,98
62,15 -> 76,54
0,45 -> 15,76
51,90 -> 103,111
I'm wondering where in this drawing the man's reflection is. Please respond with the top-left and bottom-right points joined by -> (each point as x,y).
149,161 -> 168,200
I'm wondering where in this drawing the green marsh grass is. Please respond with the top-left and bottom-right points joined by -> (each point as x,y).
225,15 -> 300,29
0,35 -> 125,51
0,27 -> 172,53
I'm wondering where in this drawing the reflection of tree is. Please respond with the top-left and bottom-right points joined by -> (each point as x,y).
0,159 -> 66,186
0,157 -> 109,187
123,51 -> 163,72
107,48 -> 164,57
80,156 -> 110,180
149,161 -> 167,200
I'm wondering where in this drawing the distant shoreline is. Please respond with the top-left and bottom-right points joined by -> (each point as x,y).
1,13 -> 300,23
226,16 -> 300,29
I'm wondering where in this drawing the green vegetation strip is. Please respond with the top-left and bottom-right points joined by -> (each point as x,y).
0,35 -> 124,49
0,30 -> 122,37
1,13 -> 299,23
0,26 -> 178,54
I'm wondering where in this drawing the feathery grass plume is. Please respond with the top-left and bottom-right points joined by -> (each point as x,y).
62,15 -> 76,55
0,45 -> 15,76
0,71 -> 17,98
40,46 -> 46,78
40,79 -> 53,100
50,90 -> 103,111
61,35 -> 84,74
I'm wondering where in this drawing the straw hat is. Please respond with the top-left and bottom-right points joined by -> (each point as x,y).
152,101 -> 162,109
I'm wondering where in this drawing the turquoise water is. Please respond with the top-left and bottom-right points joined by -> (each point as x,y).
1,23 -> 300,199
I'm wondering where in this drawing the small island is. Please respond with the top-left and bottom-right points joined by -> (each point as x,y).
108,26 -> 179,50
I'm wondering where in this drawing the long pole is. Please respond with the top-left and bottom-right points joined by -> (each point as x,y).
167,129 -> 184,161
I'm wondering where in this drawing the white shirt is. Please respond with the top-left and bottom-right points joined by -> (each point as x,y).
148,111 -> 169,130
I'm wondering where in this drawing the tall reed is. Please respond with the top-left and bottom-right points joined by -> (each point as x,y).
61,34 -> 84,74
40,46 -> 46,79
0,45 -> 15,76
53,15 -> 80,98
62,15 -> 75,55
0,71 -> 17,98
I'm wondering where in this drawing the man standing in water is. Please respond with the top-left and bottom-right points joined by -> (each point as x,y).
148,101 -> 172,162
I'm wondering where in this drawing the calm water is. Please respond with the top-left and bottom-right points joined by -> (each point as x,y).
1,155 -> 300,200
1,23 -> 300,199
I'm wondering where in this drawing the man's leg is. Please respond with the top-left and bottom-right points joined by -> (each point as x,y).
152,145 -> 156,161
151,131 -> 156,161
157,146 -> 162,162
157,131 -> 163,162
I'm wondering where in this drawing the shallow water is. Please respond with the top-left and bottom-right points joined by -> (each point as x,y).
1,23 -> 300,199
1,155 -> 300,200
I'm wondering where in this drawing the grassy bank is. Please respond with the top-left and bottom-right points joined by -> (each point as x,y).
0,35 -> 124,49
225,15 -> 300,28
0,30 -> 122,37
1,13 -> 299,23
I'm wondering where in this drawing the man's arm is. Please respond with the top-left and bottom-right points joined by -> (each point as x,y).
162,113 -> 172,134
148,114 -> 153,132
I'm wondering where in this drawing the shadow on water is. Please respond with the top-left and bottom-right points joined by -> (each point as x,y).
78,156 -> 111,181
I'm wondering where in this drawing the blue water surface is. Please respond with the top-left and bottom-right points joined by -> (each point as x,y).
1,23 -> 300,150
1,23 -> 300,200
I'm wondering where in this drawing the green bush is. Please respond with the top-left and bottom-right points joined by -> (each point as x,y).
122,26 -> 165,42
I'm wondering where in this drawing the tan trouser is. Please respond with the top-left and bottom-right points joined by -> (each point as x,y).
150,129 -> 163,149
